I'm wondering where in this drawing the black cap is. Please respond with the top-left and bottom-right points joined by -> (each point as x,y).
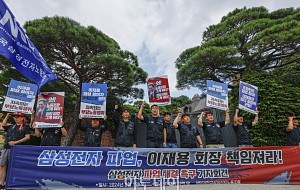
122,109 -> 129,113
182,113 -> 190,119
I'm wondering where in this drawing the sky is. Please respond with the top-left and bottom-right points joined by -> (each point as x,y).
4,0 -> 300,101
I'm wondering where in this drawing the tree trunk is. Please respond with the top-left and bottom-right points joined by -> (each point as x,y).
61,97 -> 81,146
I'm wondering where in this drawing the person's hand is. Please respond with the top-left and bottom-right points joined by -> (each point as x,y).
0,113 -> 3,118
32,122 -> 36,128
236,109 -> 239,113
200,144 -> 204,148
60,121 -> 64,127
141,102 -> 147,108
104,115 -> 107,120
201,112 -> 205,116
256,110 -> 259,115
289,117 -> 294,121
8,141 -> 16,146
178,113 -> 182,118
115,105 -> 118,110
163,142 -> 167,148
78,114 -> 82,120
6,113 -> 12,117
177,108 -> 181,112
226,108 -> 230,113
31,110 -> 35,115
132,144 -> 136,148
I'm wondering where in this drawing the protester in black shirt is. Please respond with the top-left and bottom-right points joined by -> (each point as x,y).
138,103 -> 164,148
0,112 -> 30,188
78,114 -> 108,147
113,105 -> 137,148
162,112 -> 177,148
34,121 -> 67,146
286,116 -> 300,146
173,113 -> 203,148
233,109 -> 259,147
198,109 -> 230,148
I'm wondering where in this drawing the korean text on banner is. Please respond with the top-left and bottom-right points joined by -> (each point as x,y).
206,80 -> 228,110
147,75 -> 171,106
34,92 -> 64,128
239,81 -> 258,114
80,83 -> 107,118
2,80 -> 37,114
0,0 -> 57,89
5,146 -> 300,189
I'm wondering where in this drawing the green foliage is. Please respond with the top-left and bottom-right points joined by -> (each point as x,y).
175,6 -> 300,90
23,16 -> 147,101
229,63 -> 300,147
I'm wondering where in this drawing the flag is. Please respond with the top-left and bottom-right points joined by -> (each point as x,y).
0,0 -> 57,89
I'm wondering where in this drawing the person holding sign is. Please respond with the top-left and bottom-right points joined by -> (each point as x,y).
0,112 -> 30,188
233,109 -> 259,147
113,105 -> 137,148
33,109 -> 67,146
138,103 -> 164,148
198,109 -> 230,148
286,116 -> 300,146
162,112 -> 177,148
78,114 -> 108,147
173,113 -> 203,148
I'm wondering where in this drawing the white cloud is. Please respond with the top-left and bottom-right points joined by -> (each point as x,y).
4,0 -> 299,101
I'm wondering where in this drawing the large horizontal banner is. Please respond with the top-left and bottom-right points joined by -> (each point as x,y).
6,146 -> 300,189
2,80 -> 37,114
34,92 -> 64,128
239,81 -> 258,114
206,80 -> 228,110
147,75 -> 171,105
80,83 -> 107,118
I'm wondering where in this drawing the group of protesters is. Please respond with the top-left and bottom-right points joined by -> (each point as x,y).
0,103 -> 299,188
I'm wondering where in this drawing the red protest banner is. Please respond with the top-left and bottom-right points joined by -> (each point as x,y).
35,92 -> 64,128
147,75 -> 171,105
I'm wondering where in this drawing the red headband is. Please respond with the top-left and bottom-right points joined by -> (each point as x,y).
206,113 -> 213,117
151,106 -> 158,110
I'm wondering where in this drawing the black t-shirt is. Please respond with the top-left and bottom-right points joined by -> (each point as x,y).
177,123 -> 200,136
3,123 -> 31,149
141,115 -> 159,125
202,121 -> 225,144
163,122 -> 177,143
112,110 -> 137,144
39,127 -> 63,146
285,127 -> 300,146
233,123 -> 252,145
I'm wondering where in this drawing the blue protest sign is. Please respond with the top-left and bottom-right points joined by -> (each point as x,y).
0,0 -> 57,89
206,80 -> 228,110
207,80 -> 228,99
80,83 -> 107,118
239,81 -> 258,114
2,80 -> 37,114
